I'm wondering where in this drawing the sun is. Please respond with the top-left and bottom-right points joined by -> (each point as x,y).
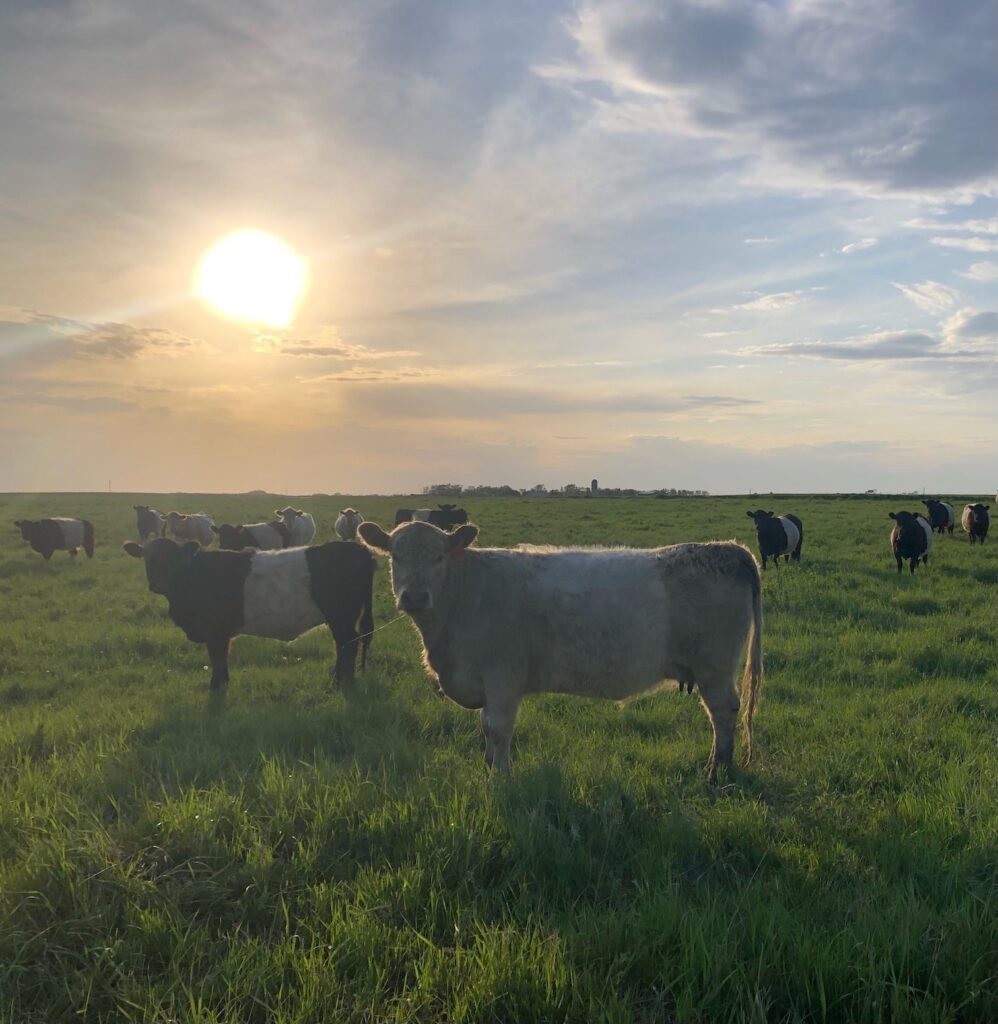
194,229 -> 309,327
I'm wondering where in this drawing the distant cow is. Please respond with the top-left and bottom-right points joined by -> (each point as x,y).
163,511 -> 215,547
889,511 -> 933,574
745,510 -> 803,570
335,508 -> 364,541
921,499 -> 955,535
15,518 -> 94,561
123,538 -> 375,688
211,521 -> 290,550
962,503 -> 990,543
274,507 -> 316,547
134,505 -> 166,541
428,503 -> 469,530
359,520 -> 762,782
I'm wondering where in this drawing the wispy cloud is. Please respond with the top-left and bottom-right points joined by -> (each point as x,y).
930,236 -> 998,253
841,238 -> 878,254
255,327 -> 418,361
958,261 -> 998,282
892,281 -> 959,314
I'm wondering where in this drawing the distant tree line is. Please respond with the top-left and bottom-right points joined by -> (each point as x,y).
422,483 -> 709,497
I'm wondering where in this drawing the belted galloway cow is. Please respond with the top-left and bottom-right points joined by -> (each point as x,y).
15,518 -> 94,560
212,521 -> 290,550
962,503 -> 990,543
123,538 -> 375,688
921,499 -> 955,535
358,520 -> 763,782
889,510 -> 932,574
746,510 -> 803,570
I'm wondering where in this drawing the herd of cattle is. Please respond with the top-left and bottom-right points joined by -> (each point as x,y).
9,496 -> 991,778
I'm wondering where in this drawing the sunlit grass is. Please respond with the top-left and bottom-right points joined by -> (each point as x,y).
0,493 -> 995,1022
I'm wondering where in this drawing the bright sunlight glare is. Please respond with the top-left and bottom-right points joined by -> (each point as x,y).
194,229 -> 309,327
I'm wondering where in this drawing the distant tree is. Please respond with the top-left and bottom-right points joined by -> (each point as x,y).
422,483 -> 464,497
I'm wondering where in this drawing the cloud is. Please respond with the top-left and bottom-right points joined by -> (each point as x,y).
732,292 -> 810,311
742,309 -> 998,364
255,326 -> 418,361
940,308 -> 998,352
958,261 -> 998,282
0,305 -> 205,362
558,0 -> 997,197
841,238 -> 878,254
743,331 -> 940,362
327,382 -> 759,421
892,281 -> 959,314
930,236 -> 998,253
906,216 -> 998,234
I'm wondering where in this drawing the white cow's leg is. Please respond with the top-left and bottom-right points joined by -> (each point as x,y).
698,674 -> 740,783
481,687 -> 521,775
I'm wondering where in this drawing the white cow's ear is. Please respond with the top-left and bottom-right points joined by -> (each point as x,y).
449,524 -> 478,551
357,522 -> 392,552
123,542 -> 144,558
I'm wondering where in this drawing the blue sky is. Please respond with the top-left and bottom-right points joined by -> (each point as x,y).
1,0 -> 995,493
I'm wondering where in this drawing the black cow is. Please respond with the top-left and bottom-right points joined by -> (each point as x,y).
428,503 -> 469,530
961,503 -> 990,544
15,518 -> 94,560
889,511 -> 932,574
745,510 -> 803,570
921,499 -> 954,535
394,504 -> 469,530
123,538 -> 375,688
134,505 -> 166,541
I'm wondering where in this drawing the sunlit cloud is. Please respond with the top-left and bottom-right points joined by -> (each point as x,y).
892,281 -> 959,314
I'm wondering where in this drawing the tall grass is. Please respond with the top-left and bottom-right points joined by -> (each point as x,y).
0,493 -> 995,1022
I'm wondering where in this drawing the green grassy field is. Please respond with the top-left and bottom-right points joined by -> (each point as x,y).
1,493 -> 996,1023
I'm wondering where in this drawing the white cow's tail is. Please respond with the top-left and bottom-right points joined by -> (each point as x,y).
741,562 -> 764,763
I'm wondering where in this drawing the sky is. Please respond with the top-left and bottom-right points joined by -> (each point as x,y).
1,0 -> 996,495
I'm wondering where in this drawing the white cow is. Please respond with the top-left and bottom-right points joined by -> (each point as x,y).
163,511 -> 215,547
274,507 -> 316,547
359,520 -> 763,781
334,507 -> 364,541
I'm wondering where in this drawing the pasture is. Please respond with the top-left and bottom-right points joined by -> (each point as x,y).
0,493 -> 996,1023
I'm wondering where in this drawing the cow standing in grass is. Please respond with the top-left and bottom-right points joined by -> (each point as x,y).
15,518 -> 94,561
921,499 -> 955,535
123,538 -> 375,688
359,520 -> 763,782
211,521 -> 290,550
962,504 -> 990,544
889,511 -> 933,574
134,506 -> 166,541
163,512 -> 215,547
275,507 -> 316,546
335,508 -> 364,541
745,510 -> 803,570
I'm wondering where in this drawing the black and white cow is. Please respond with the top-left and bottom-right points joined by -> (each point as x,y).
889,511 -> 933,574
211,521 -> 290,550
921,499 -> 955,535
15,518 -> 94,560
134,505 -> 166,541
962,503 -> 990,544
123,538 -> 375,688
745,510 -> 803,570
